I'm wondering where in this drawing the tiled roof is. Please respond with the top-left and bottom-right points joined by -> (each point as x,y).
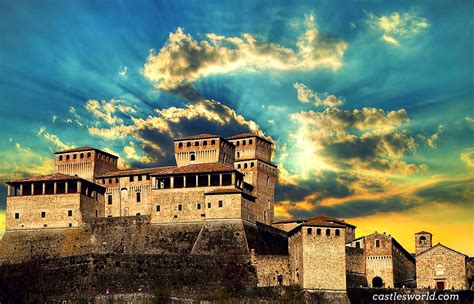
416,243 -> 468,258
54,146 -> 118,158
96,166 -> 175,178
415,231 -> 432,235
226,133 -> 272,144
272,218 -> 306,224
8,173 -> 82,183
151,163 -> 236,176
308,214 -> 356,228
205,188 -> 243,195
175,134 -> 219,141
302,220 -> 346,228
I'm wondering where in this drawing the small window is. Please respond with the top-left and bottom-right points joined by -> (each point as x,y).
108,195 -> 112,205
136,192 -> 141,203
73,154 -> 77,159
186,142 -> 191,147
102,179 -> 105,184
136,213 -> 141,216
69,223 -> 72,227
249,139 -> 253,144
197,203 -> 201,210
376,240 -> 380,248
251,162 -> 254,168
326,229 -> 330,236
43,224 -> 47,227
317,228 -> 322,235
115,178 -> 119,183
156,205 -> 160,212
190,152 -> 196,161
130,176 -> 134,182
236,141 -> 240,146
109,178 -> 112,183
15,213 -> 20,219
146,175 -> 150,180
95,210 -> 98,217
211,140 -> 215,145
207,202 -> 211,208
218,200 -> 223,208
307,228 -> 312,235
237,152 -> 240,158
178,142 -> 183,148
244,163 -> 248,169
238,164 -> 241,169
203,140 -> 207,146
243,140 -> 246,145
335,229 -> 340,236
355,242 -> 360,249
87,152 -> 91,158
59,155 -> 63,161
138,175 -> 142,181
66,155 -> 70,160
195,141 -> 199,146
80,153 -> 84,159
41,211 -> 46,218
178,204 -> 183,211
68,210 -> 72,217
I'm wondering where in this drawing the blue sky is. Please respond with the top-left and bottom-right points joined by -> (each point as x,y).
0,0 -> 473,254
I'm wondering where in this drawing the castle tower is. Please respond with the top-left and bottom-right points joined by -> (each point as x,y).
415,231 -> 432,255
55,146 -> 118,181
174,134 -> 235,167
227,134 -> 277,225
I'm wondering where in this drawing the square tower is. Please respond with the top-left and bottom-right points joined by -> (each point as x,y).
415,231 -> 433,255
174,134 -> 235,167
55,146 -> 118,181
227,134 -> 276,225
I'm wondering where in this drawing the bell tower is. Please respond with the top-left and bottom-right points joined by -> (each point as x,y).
415,231 -> 432,255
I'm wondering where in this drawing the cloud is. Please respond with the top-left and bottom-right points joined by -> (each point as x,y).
293,82 -> 344,107
426,124 -> 444,148
86,99 -> 267,166
37,127 -> 74,152
415,178 -> 474,205
0,142 -> 54,180
118,66 -> 128,77
85,99 -> 136,125
460,147 -> 474,168
367,11 -> 429,45
143,13 -> 347,97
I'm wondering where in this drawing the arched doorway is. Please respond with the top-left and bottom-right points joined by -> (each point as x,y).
372,276 -> 383,288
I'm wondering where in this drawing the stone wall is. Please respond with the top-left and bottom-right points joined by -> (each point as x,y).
364,233 -> 395,288
391,241 -> 416,287
251,254 -> 290,287
346,246 -> 367,287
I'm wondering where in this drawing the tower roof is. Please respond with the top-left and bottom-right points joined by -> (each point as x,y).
226,133 -> 273,144
54,146 -> 118,158
175,134 -> 220,141
415,231 -> 432,235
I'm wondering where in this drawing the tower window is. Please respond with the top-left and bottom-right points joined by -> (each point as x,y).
80,153 -> 84,159
87,152 -> 91,158
136,192 -> 141,203
249,139 -> 253,144
195,141 -> 199,146
326,229 -> 331,236
218,200 -> 223,208
243,140 -> 246,145
211,140 -> 215,145
237,152 -> 240,158
335,229 -> 340,236
307,228 -> 312,235
15,213 -> 20,219
178,142 -> 183,148
203,140 -> 207,146
238,164 -> 241,169
419,236 -> 427,245
376,240 -> 380,248
316,228 -> 321,235
73,154 -> 77,159
130,176 -> 134,182
59,155 -> 63,161
197,203 -> 201,210
156,205 -> 160,212
251,162 -> 254,168
115,178 -> 119,183
244,163 -> 248,169
186,142 -> 191,147
66,155 -> 70,160
138,175 -> 142,181
236,141 -> 240,146
207,202 -> 211,208
68,210 -> 72,217
41,211 -> 46,218
96,210 -> 98,217
108,195 -> 112,205
190,152 -> 196,161
109,178 -> 112,183
355,242 -> 360,248
178,204 -> 183,211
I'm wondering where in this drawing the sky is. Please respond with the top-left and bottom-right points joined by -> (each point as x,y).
0,0 -> 473,255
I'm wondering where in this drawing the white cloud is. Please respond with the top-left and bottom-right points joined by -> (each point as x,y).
85,99 -> 136,125
367,11 -> 429,45
460,147 -> 474,168
118,66 -> 128,77
293,82 -> 344,107
143,13 -> 347,92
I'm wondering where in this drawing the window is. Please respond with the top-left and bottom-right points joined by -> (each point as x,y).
244,163 -> 248,169
15,213 -> 19,219
211,140 -> 215,145
376,240 -> 380,248
138,175 -> 142,181
87,152 -> 91,158
155,205 -> 160,212
96,210 -> 98,217
136,213 -> 141,216
69,223 -> 72,227
146,175 -> 150,180
317,228 -> 321,235
178,142 -> 183,148
44,224 -> 47,227
186,142 -> 191,147
73,154 -> 77,159
190,152 -> 196,161
249,139 -> 253,144
130,176 -> 134,182
355,242 -> 360,248
195,141 -> 199,146
326,229 -> 331,236
236,141 -> 240,146
41,211 -> 46,218
238,164 -> 241,169
68,210 -> 72,217
108,195 -> 112,205
266,176 -> 271,187
178,204 -> 183,211
66,155 -> 70,160
243,140 -> 246,145
251,162 -> 254,168
197,203 -> 201,210
207,202 -> 211,208
335,229 -> 340,236
115,178 -> 119,183
419,236 -> 427,245
218,200 -> 223,207
307,228 -> 312,235
102,179 -> 105,184
80,153 -> 84,159
136,192 -> 141,203
203,140 -> 207,146
59,155 -> 63,161
237,152 -> 240,158
109,178 -> 112,183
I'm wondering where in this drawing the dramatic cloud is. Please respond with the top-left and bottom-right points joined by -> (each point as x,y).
293,82 -> 344,107
415,178 -> 474,205
86,99 -> 136,125
460,147 -> 474,168
143,13 -> 347,97
37,127 -> 73,152
367,11 -> 429,46
86,99 -> 267,166
0,142 -> 54,180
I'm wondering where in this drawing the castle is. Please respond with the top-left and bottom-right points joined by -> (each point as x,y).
0,133 -> 472,300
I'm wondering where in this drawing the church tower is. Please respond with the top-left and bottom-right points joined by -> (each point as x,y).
415,231 -> 432,255
227,133 -> 277,225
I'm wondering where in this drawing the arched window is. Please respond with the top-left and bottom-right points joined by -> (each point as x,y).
80,153 -> 84,159
376,240 -> 380,247
307,228 -> 312,235
190,152 -> 196,161
238,164 -> 241,169
59,155 -> 63,161
316,228 -> 321,235
326,229 -> 331,236
237,152 -> 240,158
87,152 -> 91,158
249,139 -> 253,144
73,154 -> 77,159
66,155 -> 70,160
244,163 -> 248,168
419,236 -> 427,245
203,140 -> 207,146
186,142 -> 191,147
236,141 -> 240,146
243,140 -> 246,145
178,203 -> 183,211
195,141 -> 199,146
335,229 -> 340,236
251,162 -> 254,168
211,140 -> 215,145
